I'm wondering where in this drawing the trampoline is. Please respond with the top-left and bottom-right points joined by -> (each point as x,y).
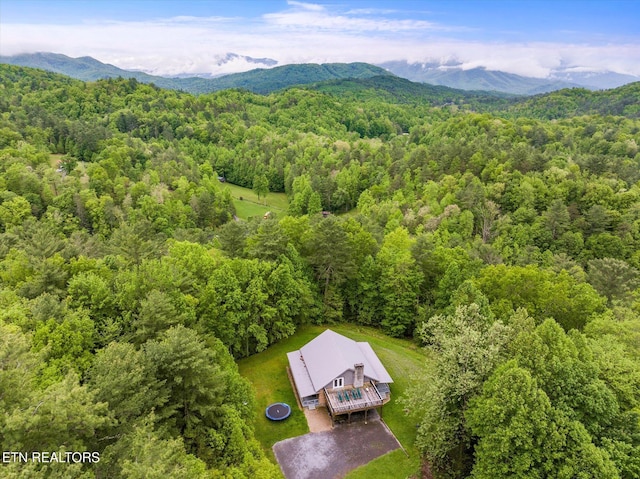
266,402 -> 291,421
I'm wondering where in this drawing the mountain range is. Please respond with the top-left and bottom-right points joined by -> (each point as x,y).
142,52 -> 279,78
377,61 -> 579,95
378,60 -> 639,94
1,52 -> 638,96
0,53 -> 395,95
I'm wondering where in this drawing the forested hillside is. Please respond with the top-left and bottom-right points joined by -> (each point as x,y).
207,62 -> 393,94
1,64 -> 639,478
0,54 -> 394,95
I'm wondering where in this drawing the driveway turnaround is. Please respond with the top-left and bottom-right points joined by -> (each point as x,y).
273,414 -> 400,479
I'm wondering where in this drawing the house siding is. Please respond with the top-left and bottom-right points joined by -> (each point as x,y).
332,370 -> 355,389
325,371 -> 379,390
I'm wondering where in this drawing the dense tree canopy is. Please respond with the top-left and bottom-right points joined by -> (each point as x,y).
1,64 -> 639,477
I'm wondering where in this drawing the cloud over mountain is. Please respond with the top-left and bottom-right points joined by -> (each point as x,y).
1,1 -> 638,79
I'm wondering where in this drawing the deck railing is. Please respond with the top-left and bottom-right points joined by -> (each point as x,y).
323,383 -> 385,415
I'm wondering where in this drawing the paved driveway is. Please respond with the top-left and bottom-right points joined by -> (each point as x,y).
273,413 -> 401,479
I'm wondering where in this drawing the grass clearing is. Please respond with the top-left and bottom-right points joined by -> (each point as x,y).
232,199 -> 273,220
222,182 -> 289,220
237,323 -> 430,478
49,153 -> 64,168
238,328 -> 318,463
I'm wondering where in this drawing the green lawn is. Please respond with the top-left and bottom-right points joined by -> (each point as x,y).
232,199 -> 273,220
237,323 -> 430,478
223,182 -> 289,220
49,153 -> 64,168
237,328 -> 318,463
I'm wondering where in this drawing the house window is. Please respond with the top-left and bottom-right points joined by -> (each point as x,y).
333,377 -> 344,389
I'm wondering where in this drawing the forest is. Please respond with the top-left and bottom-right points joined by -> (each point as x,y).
0,63 -> 639,478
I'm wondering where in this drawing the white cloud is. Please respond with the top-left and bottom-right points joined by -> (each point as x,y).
1,3 -> 639,79
286,1 -> 326,12
345,8 -> 402,15
263,3 -> 441,33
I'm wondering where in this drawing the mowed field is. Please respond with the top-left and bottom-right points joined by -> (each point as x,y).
222,182 -> 289,220
237,323 -> 430,479
49,153 -> 64,168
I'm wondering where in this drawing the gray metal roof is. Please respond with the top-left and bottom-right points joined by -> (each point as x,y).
288,329 -> 393,396
357,341 -> 393,384
287,350 -> 316,398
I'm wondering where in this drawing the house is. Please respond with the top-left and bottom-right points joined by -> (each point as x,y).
287,329 -> 393,423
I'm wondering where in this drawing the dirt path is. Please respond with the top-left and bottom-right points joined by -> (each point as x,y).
304,407 -> 333,433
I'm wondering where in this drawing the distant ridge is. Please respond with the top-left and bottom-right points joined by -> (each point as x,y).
0,53 -> 392,95
378,61 -> 581,95
305,75 -> 510,105
0,52 -> 219,93
0,52 -> 160,82
209,62 -> 393,94
4,52 -> 637,96
548,70 -> 640,90
378,60 -> 640,94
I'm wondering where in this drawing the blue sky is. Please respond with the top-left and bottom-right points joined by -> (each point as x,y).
1,1 -> 639,77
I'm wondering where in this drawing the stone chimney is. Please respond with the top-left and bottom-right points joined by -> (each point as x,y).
354,363 -> 364,388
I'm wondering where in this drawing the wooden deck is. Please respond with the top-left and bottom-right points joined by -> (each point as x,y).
324,382 -> 388,418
